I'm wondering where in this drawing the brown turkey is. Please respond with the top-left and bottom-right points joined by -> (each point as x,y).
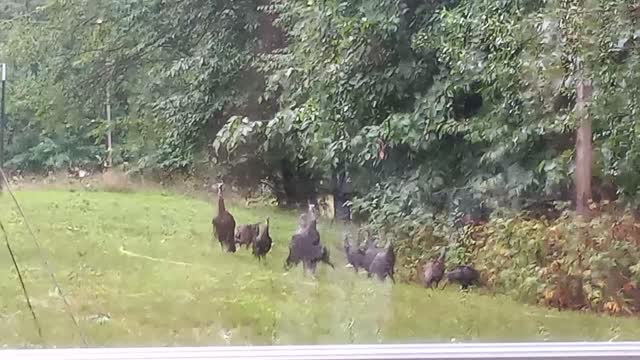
295,213 -> 309,235
284,202 -> 334,275
444,265 -> 480,290
303,245 -> 335,274
252,218 -> 272,261
305,202 -> 320,245
423,247 -> 447,289
362,230 -> 385,271
367,240 -> 395,283
235,223 -> 260,249
212,182 -> 236,253
344,232 -> 366,272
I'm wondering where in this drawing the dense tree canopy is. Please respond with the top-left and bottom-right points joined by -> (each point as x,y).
2,0 -> 640,219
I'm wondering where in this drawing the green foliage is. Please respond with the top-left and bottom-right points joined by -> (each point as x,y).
135,0 -> 261,170
2,0 -> 262,172
461,205 -> 640,314
6,127 -> 104,171
216,0 -> 564,217
247,0 -> 438,178
4,0 -> 640,211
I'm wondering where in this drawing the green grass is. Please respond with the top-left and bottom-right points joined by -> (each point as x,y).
0,190 -> 639,347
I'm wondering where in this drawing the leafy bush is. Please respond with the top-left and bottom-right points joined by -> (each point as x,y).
460,204 -> 640,315
6,127 -> 104,171
362,187 -> 640,315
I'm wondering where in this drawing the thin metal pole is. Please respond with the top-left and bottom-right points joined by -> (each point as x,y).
1,63 -> 6,169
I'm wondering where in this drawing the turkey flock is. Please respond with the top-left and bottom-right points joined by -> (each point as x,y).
212,181 -> 480,289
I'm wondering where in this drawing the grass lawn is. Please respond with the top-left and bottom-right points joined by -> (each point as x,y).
0,189 -> 639,347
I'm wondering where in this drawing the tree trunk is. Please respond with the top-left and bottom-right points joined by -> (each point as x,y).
575,79 -> 593,216
106,83 -> 113,168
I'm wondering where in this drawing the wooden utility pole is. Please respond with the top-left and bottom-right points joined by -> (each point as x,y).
105,58 -> 114,169
106,81 -> 113,168
575,79 -> 593,216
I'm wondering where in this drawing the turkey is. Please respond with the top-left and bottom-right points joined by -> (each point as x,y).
284,202 -> 334,275
304,246 -> 335,274
367,240 -> 395,283
305,202 -> 320,245
284,206 -> 313,269
235,223 -> 260,249
344,232 -> 366,272
252,218 -> 272,261
292,203 -> 315,235
362,230 -> 385,271
296,214 -> 308,232
444,265 -> 480,290
319,246 -> 335,268
212,182 -> 236,253
423,247 -> 447,289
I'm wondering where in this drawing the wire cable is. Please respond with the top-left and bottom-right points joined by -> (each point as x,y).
0,219 -> 44,342
0,169 -> 88,346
